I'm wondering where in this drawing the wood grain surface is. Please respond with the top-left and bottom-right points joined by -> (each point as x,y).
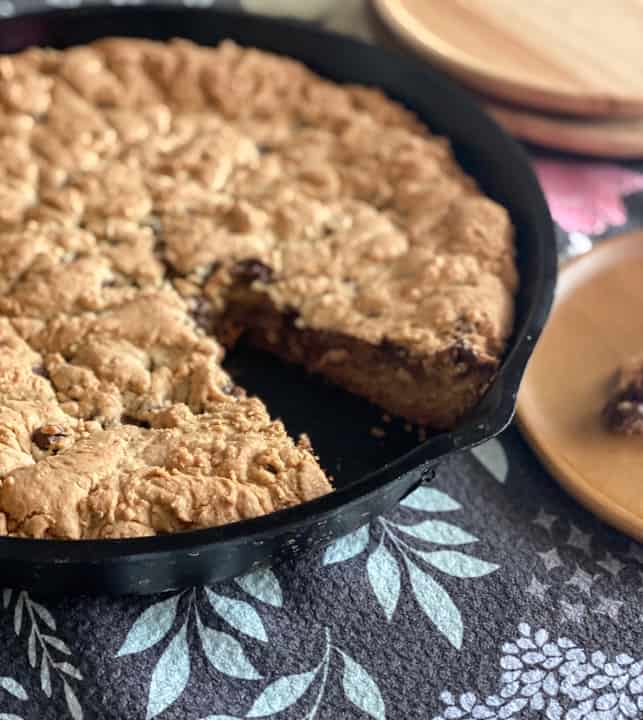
373,0 -> 643,118
485,101 -> 643,158
517,232 -> 643,541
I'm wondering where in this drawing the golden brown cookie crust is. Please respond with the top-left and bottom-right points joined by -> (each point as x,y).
0,38 -> 517,539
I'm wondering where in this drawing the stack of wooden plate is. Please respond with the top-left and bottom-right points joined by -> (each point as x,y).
373,0 -> 643,158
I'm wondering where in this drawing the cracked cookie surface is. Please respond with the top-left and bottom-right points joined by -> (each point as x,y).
0,38 -> 517,539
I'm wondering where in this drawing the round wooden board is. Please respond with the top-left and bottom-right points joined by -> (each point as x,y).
517,232 -> 643,541
373,0 -> 643,118
485,101 -> 643,159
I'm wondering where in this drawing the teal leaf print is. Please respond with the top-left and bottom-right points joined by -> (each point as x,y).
416,550 -> 499,578
13,593 -> 23,635
56,663 -> 83,681
323,495 -> 498,648
235,568 -> 283,608
246,669 -> 318,718
471,439 -> 508,484
205,588 -> 268,642
339,651 -> 386,720
30,602 -> 56,631
0,715 -> 25,720
400,487 -> 461,512
146,620 -> 190,720
367,542 -> 400,622
196,613 -> 261,680
7,592 -> 83,717
0,679 -> 27,701
240,628 -> 388,719
395,520 -> 477,546
323,525 -> 369,565
41,657 -> 51,698
42,635 -> 71,655
116,594 -> 179,657
63,680 -> 83,720
27,628 -> 36,668
200,716 -> 242,720
405,557 -> 463,649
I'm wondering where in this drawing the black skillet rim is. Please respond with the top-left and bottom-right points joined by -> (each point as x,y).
0,5 -> 557,564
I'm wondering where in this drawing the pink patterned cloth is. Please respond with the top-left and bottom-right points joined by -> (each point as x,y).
533,159 -> 643,236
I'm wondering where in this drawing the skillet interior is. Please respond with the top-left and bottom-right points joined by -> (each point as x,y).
0,6 -> 556,594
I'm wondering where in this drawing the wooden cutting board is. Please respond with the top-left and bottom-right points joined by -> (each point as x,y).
484,101 -> 643,159
373,0 -> 643,118
517,232 -> 643,541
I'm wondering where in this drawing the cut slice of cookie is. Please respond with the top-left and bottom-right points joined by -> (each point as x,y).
0,400 -> 331,539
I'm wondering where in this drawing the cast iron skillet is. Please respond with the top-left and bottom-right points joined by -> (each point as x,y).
0,6 -> 557,595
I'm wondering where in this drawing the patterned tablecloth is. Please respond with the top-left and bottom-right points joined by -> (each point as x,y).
0,2 -> 642,719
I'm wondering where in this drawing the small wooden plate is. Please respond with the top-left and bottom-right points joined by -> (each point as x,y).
373,0 -> 643,118
485,101 -> 643,159
517,232 -> 643,541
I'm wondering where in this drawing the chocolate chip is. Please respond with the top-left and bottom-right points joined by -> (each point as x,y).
121,415 -> 151,429
32,365 -> 48,378
147,216 -> 166,254
380,339 -> 409,360
32,424 -> 68,452
222,381 -> 244,399
603,400 -> 643,435
454,316 -> 475,334
603,366 -> 643,434
232,258 -> 274,284
451,343 -> 479,365
146,214 -> 162,233
283,308 -> 300,329
621,383 -> 643,403
192,297 -> 214,332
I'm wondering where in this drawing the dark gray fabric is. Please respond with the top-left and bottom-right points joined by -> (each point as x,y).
0,3 -> 642,719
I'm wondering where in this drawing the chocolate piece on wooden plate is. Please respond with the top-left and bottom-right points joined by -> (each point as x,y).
518,231 -> 643,541
602,357 -> 643,435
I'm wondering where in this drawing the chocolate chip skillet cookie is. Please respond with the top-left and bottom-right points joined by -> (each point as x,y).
0,39 -> 517,539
